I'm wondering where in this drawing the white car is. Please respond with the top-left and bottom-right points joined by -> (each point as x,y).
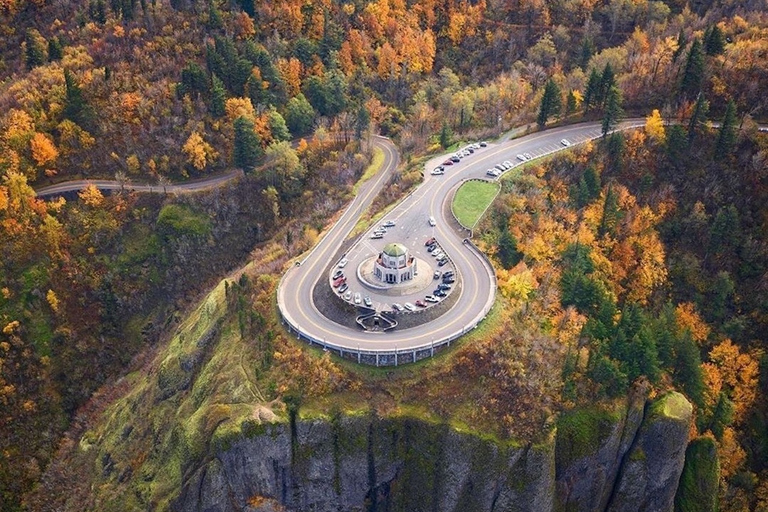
431,167 -> 445,175
425,295 -> 440,303
382,220 -> 396,227
503,160 -> 513,168
392,303 -> 404,311
338,257 -> 349,268
517,154 -> 527,162
524,152 -> 532,160
486,169 -> 500,177
404,302 -> 415,311
432,249 -> 443,258
354,292 -> 361,304
364,296 -> 372,307
561,139 -> 571,147
343,290 -> 352,301
428,216 -> 436,227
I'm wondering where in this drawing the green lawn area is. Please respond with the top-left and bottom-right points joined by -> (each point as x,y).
452,180 -> 500,229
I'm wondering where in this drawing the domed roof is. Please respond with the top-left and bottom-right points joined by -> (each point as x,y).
382,242 -> 408,257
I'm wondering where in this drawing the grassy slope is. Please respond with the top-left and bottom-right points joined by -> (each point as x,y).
452,180 -> 500,229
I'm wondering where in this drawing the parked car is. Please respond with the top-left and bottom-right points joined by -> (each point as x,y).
332,269 -> 343,279
432,249 -> 443,258
404,302 -> 415,311
517,154 -> 527,162
486,169 -> 500,177
425,237 -> 436,246
560,138 -> 571,147
438,283 -> 452,290
479,141 -> 488,147
433,270 -> 441,279
415,300 -> 427,308
428,216 -> 436,227
503,160 -> 513,168
442,160 -> 454,166
354,292 -> 362,304
364,296 -> 372,307
442,277 -> 455,284
343,290 -> 352,301
431,167 -> 445,175
370,233 -> 384,239
427,244 -> 437,253
495,163 -> 505,172
382,220 -> 396,227
524,152 -> 533,160
392,303 -> 404,311
434,289 -> 447,297
338,257 -> 349,268
333,276 -> 346,287
425,295 -> 439,303
450,156 -> 460,163
438,259 -> 449,267
443,270 -> 454,277
338,283 -> 348,293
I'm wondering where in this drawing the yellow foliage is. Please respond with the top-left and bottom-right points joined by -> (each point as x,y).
497,267 -> 537,301
675,302 -> 710,344
701,362 -> 722,409
30,133 -> 59,167
709,339 -> 759,423
225,97 -> 255,123
718,427 -> 746,478
126,154 -> 140,174
3,320 -> 20,335
78,184 -> 104,207
182,132 -> 217,171
46,289 -> 60,313
275,58 -> 303,97
644,109 -> 665,142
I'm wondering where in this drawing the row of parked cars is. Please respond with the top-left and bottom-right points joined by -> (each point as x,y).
425,236 -> 449,267
432,141 -> 488,175
389,239 -> 456,314
486,159 -> 515,177
370,219 -> 396,239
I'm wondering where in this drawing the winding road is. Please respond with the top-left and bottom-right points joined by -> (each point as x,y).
277,120 -> 648,365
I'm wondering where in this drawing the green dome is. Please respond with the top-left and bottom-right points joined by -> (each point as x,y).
382,242 -> 408,257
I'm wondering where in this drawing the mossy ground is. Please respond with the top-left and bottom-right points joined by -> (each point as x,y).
555,405 -> 623,468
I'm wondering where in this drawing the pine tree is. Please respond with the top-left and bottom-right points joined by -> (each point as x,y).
714,99 -> 737,158
680,38 -> 705,99
537,78 -> 562,128
579,36 -> 594,70
704,25 -> 725,55
565,90 -> 577,116
687,93 -> 709,144
598,63 -> 616,108
672,29 -> 687,62
601,85 -> 623,137
207,1 -> 223,30
599,184 -> 620,238
284,94 -> 316,136
675,332 -> 705,408
233,116 -> 262,171
48,37 -> 63,61
209,74 -> 226,117
25,29 -> 47,69
583,68 -> 601,113
63,69 -> 87,125
439,122 -> 452,148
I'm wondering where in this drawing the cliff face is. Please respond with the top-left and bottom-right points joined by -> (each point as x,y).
173,391 -> 695,512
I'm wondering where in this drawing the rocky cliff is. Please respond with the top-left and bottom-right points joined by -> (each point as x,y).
172,390 -> 696,512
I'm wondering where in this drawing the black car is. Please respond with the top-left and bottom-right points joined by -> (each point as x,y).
438,259 -> 448,266
450,156 -> 460,163
442,277 -> 455,284
438,283 -> 451,290
443,271 -> 454,278
434,289 -> 447,297
427,244 -> 437,252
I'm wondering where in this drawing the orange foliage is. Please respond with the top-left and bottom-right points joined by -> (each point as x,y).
275,58 -> 302,97
30,133 -> 59,167
675,302 -> 711,344
78,185 -> 104,208
708,339 -> 759,423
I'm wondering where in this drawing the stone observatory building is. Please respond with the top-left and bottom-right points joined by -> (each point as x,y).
374,242 -> 416,284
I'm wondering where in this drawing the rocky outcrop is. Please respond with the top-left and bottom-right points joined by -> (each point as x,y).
674,436 -> 719,512
605,392 -> 693,512
173,391 -> 694,512
555,379 -> 649,512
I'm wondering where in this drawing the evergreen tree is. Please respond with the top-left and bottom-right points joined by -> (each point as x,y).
179,62 -> 209,98
601,86 -> 623,137
25,29 -> 47,69
687,93 -> 709,143
233,116 -> 262,171
583,68 -> 601,113
672,29 -> 688,62
47,37 -> 63,61
284,94 -> 316,136
674,332 -> 705,408
498,229 -> 522,268
706,392 -> 734,440
565,90 -> 577,116
598,63 -> 616,108
714,99 -> 737,158
598,184 -> 620,238
704,25 -> 725,55
583,166 -> 600,199
579,36 -> 594,70
267,109 -> 291,142
537,78 -> 562,128
680,38 -> 705,99
665,124 -> 688,169
207,2 -> 223,30
89,0 -> 107,23
355,105 -> 370,140
209,74 -> 226,118
63,69 -> 88,125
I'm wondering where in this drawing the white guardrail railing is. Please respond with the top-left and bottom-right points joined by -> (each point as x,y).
277,121 -> 645,366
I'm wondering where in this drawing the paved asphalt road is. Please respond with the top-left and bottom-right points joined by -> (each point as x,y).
277,120 -> 647,353
34,169 -> 244,197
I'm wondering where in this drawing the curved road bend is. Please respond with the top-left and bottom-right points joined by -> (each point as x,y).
34,169 -> 244,197
278,120 -> 651,354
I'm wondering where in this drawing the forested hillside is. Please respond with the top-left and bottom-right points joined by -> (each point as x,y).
1,0 -> 768,509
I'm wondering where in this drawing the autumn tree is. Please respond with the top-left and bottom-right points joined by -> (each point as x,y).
182,132 -> 216,171
644,109 -> 665,142
63,70 -> 88,126
30,133 -> 59,169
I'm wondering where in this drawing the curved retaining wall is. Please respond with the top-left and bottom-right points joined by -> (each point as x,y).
277,238 -> 496,367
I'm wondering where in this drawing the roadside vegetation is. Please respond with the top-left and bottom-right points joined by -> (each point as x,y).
452,179 -> 500,229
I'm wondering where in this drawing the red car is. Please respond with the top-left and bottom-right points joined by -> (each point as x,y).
442,160 -> 454,166
332,276 -> 347,288
425,237 -> 436,246
415,300 -> 427,308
